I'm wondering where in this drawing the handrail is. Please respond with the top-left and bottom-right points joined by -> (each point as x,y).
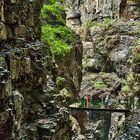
69,106 -> 130,113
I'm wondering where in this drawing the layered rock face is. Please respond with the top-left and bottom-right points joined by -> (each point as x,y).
64,0 -> 140,32
56,34 -> 83,97
117,109 -> 140,140
0,0 -> 76,140
42,1 -> 83,100
64,0 -> 140,139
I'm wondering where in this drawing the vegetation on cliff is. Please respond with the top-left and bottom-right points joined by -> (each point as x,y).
41,0 -> 75,57
85,18 -> 112,28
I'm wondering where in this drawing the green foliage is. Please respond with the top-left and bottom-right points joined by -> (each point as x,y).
121,84 -> 130,93
127,56 -> 134,64
134,53 -> 140,62
56,76 -> 66,89
60,88 -> 73,97
85,18 -> 112,28
41,3 -> 65,25
127,38 -> 140,64
42,25 -> 75,56
94,80 -> 106,89
129,22 -> 140,35
135,21 -> 140,33
131,39 -> 140,62
127,71 -> 134,83
41,1 -> 75,57
56,76 -> 66,84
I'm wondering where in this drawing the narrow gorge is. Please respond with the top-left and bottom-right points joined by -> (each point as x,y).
0,0 -> 140,140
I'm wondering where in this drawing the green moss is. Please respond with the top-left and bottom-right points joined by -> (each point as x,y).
135,21 -> 140,33
127,56 -> 134,64
132,39 -> 140,62
41,1 -> 75,57
41,3 -> 65,25
42,25 -> 75,56
60,88 -> 73,97
127,71 -> 134,83
121,84 -> 130,93
85,18 -> 112,28
94,80 -> 106,89
56,76 -> 66,84
134,53 -> 140,62
100,72 -> 112,79
56,76 -> 66,89
127,38 -> 140,63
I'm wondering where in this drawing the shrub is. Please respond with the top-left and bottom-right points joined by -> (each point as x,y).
121,84 -> 130,93
85,18 -> 112,28
41,1 -> 75,57
56,76 -> 66,84
94,80 -> 106,89
41,3 -> 65,25
127,71 -> 134,83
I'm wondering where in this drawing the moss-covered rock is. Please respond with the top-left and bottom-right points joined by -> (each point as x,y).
41,1 -> 75,57
42,0 -> 83,99
94,79 -> 107,89
81,72 -> 122,97
121,84 -> 131,93
60,88 -> 73,97
85,18 -> 112,29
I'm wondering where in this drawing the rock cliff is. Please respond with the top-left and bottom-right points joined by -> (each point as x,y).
64,0 -> 140,32
63,0 -> 140,139
0,0 -> 82,139
1,0 -> 140,139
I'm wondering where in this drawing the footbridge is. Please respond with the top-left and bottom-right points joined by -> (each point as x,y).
69,106 -> 130,117
68,106 -> 131,139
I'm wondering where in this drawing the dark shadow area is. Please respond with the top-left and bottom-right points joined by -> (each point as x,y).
119,0 -> 140,19
119,0 -> 127,18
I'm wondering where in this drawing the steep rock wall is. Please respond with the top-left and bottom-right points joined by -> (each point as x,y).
42,1 -> 83,99
64,0 -> 140,139
117,110 -> 140,139
0,0 -> 76,140
64,0 -> 140,32
56,34 -> 83,97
